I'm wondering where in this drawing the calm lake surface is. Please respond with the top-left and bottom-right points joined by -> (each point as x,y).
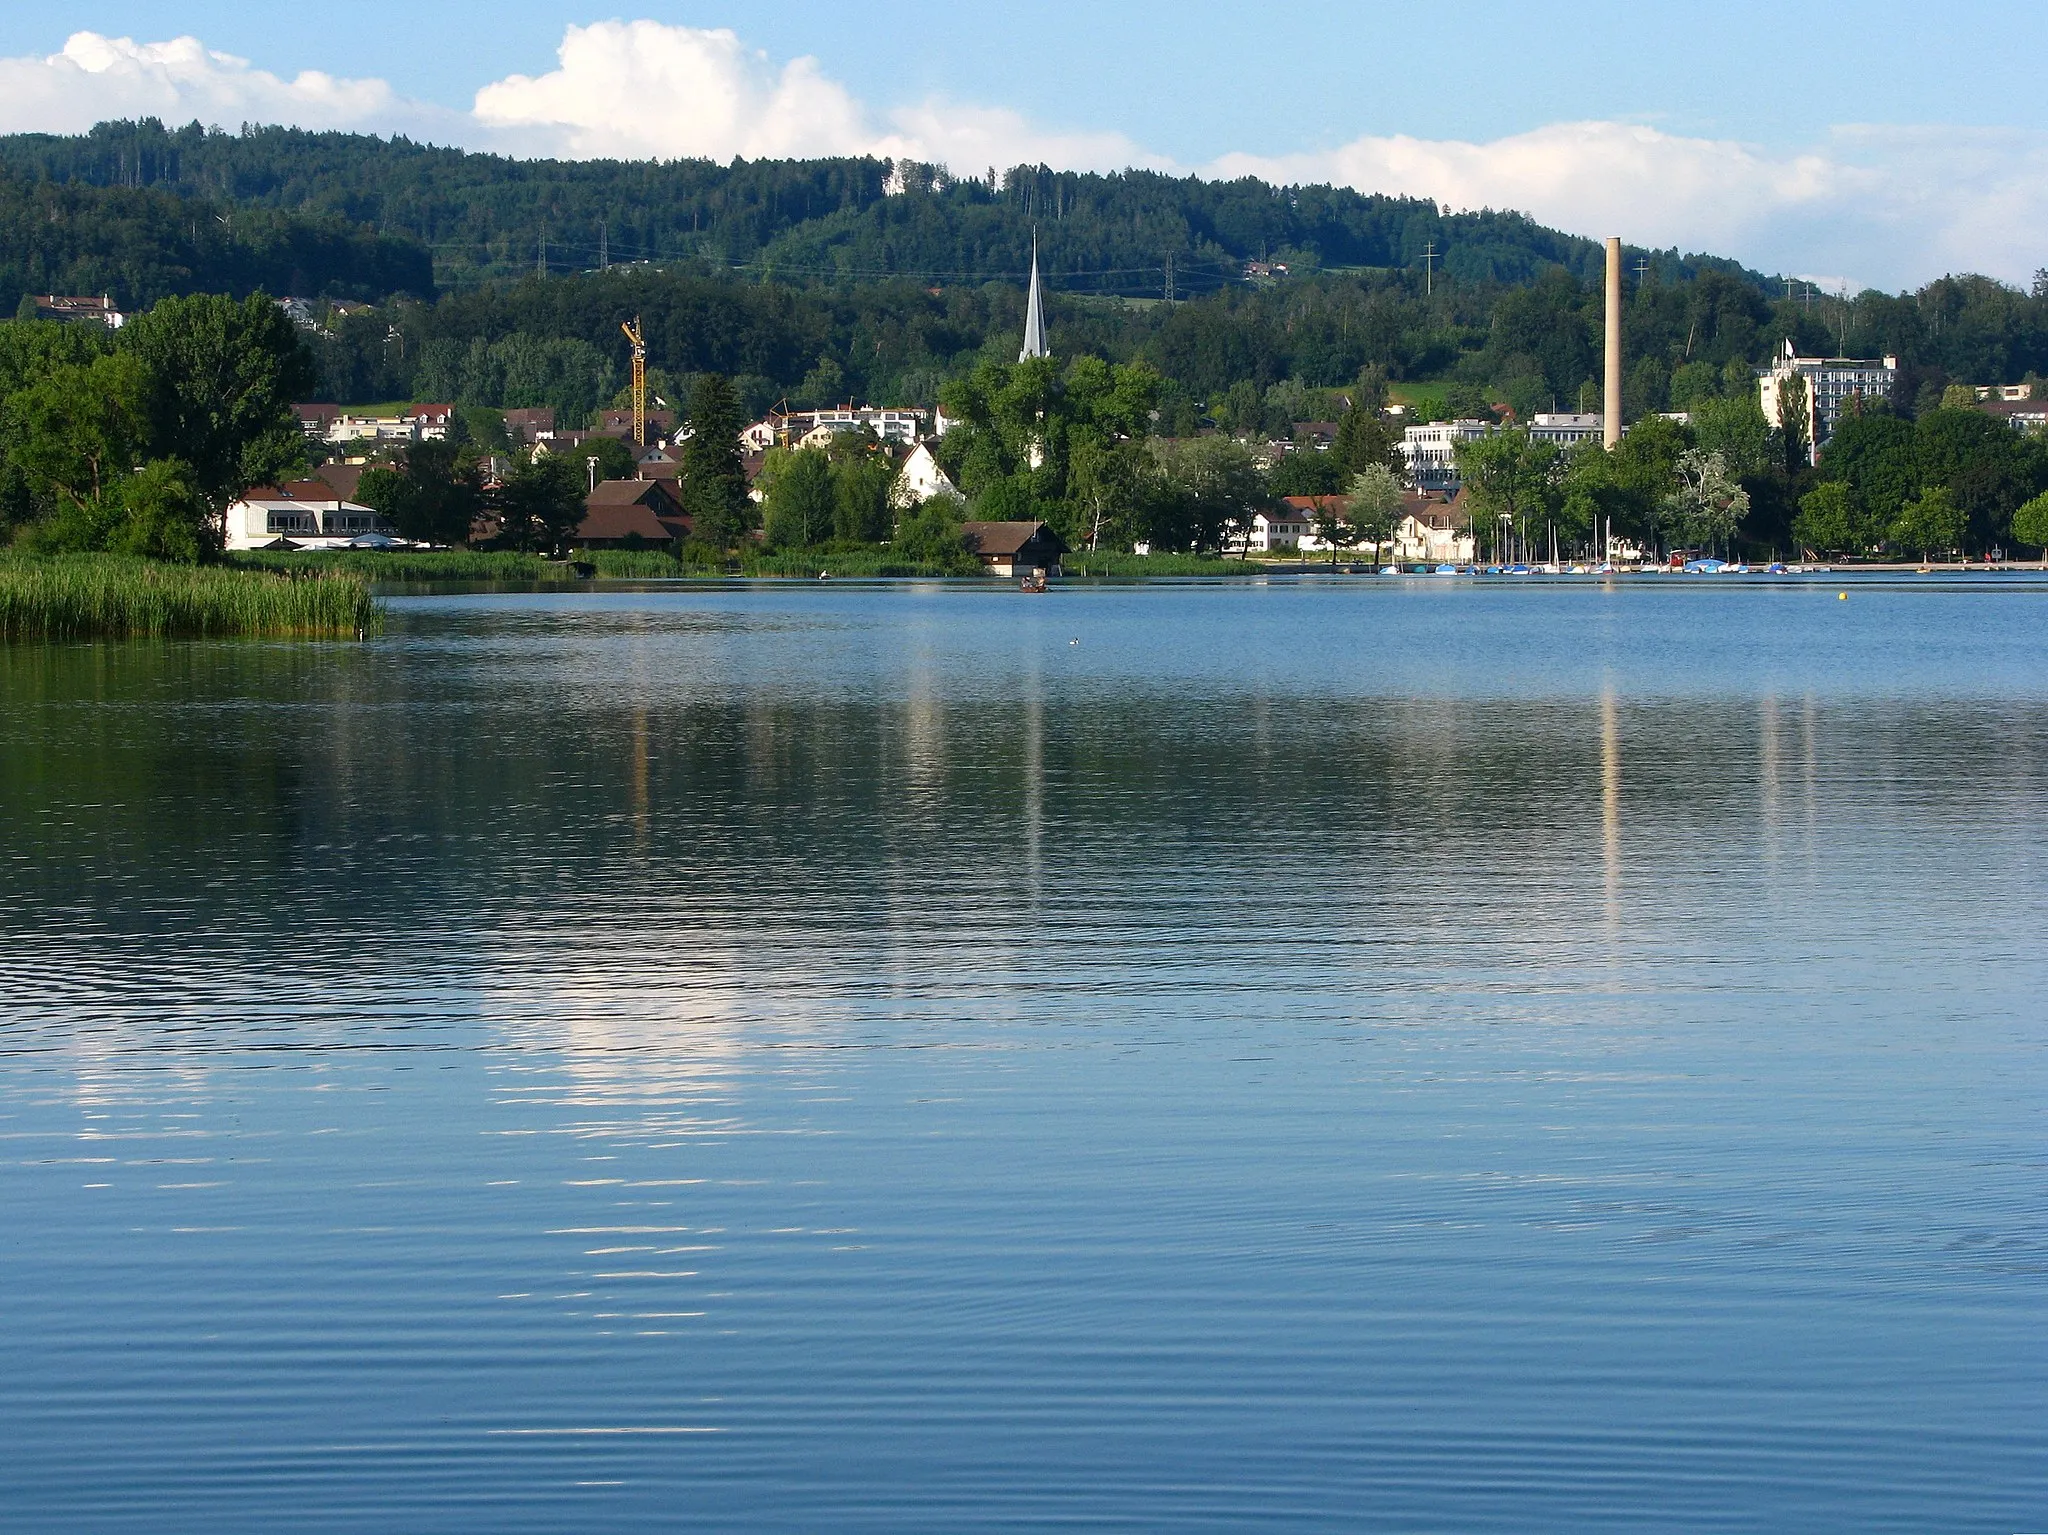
3,576 -> 2045,1532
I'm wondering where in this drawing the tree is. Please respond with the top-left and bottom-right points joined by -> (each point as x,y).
576,434 -> 637,486
1344,464 -> 1408,565
5,353 -> 150,510
1331,404 -> 1404,477
1914,407 -> 2032,551
358,441 -> 483,545
761,446 -> 834,549
892,496 -> 978,573
1659,449 -> 1750,553
1308,496 -> 1353,564
1819,410 -> 1916,528
1605,414 -> 1693,550
2013,491 -> 2048,553
1268,451 -> 1349,498
831,451 -> 895,544
1150,434 -> 1270,554
1690,395 -> 1775,479
1891,486 -> 1967,560
492,453 -> 587,555
1453,428 -> 1558,560
1793,482 -> 1875,557
124,292 -> 315,514
111,458 -> 213,563
678,373 -> 754,550
1778,373 -> 1811,474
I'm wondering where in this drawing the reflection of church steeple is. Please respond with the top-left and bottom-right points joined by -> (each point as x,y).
1019,234 -> 1049,361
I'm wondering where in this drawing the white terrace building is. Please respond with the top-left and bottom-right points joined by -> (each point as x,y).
741,407 -> 930,453
222,481 -> 398,551
1758,340 -> 1898,460
1527,412 -> 1605,449
1400,419 -> 1495,493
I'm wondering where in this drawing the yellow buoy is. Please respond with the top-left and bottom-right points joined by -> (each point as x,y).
1838,592 -> 1848,600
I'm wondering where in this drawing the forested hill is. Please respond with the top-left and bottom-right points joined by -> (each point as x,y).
0,119 -> 1763,296
0,163 -> 432,315
7,119 -> 2046,434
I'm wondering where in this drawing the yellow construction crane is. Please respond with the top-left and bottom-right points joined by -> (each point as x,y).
620,316 -> 647,447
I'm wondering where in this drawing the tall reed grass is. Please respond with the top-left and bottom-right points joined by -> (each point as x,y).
1060,551 -> 1261,577
0,555 -> 381,640
231,549 -> 570,582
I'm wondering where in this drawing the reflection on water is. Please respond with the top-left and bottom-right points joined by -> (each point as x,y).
3,580 -> 2047,1533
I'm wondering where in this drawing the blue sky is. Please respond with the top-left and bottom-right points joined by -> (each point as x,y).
2,4 -> 2045,289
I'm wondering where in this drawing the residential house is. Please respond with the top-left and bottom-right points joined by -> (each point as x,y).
575,479 -> 688,547
293,404 -> 342,440
1236,501 -> 1317,553
597,407 -> 677,441
32,294 -> 126,328
1400,420 -> 1495,492
1977,398 -> 2048,433
502,407 -> 556,444
1396,490 -> 1476,563
311,461 -> 365,502
961,520 -> 1068,577
222,481 -> 397,550
404,405 -> 455,441
890,442 -> 961,508
633,444 -> 681,482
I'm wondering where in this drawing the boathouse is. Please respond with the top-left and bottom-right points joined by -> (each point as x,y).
961,520 -> 1067,577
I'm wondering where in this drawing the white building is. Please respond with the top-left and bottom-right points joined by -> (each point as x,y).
1232,504 -> 1314,554
295,404 -> 453,447
1757,340 -> 1898,459
1528,413 -> 1604,449
741,407 -> 929,452
222,482 -> 398,550
891,443 -> 962,509
1400,419 -> 1494,492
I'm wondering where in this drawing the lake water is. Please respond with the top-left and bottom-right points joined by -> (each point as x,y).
3,576 -> 2045,1532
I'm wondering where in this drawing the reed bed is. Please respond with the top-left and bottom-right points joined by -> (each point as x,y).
232,549 -> 569,582
0,556 -> 381,640
1060,551 -> 1262,577
578,549 -> 687,578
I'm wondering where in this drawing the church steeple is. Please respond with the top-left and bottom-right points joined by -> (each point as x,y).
1019,234 -> 1049,361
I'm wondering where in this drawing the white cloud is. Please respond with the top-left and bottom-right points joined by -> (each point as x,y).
4,24 -> 2046,290
473,22 -> 871,160
0,31 -> 448,136
1210,121 -> 2048,291
470,20 -> 1156,174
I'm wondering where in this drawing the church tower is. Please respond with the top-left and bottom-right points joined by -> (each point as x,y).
1020,236 -> 1049,362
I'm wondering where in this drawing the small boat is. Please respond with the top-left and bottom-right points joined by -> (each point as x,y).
1380,566 -> 1398,576
1505,563 -> 1532,575
1434,564 -> 1459,575
1683,558 -> 1728,574
1019,569 -> 1050,593
1766,562 -> 1789,574
1724,562 -> 1751,574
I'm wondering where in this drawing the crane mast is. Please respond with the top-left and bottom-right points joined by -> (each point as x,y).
620,317 -> 647,448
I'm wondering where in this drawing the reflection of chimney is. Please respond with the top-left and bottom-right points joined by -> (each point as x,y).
1604,238 -> 1623,449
